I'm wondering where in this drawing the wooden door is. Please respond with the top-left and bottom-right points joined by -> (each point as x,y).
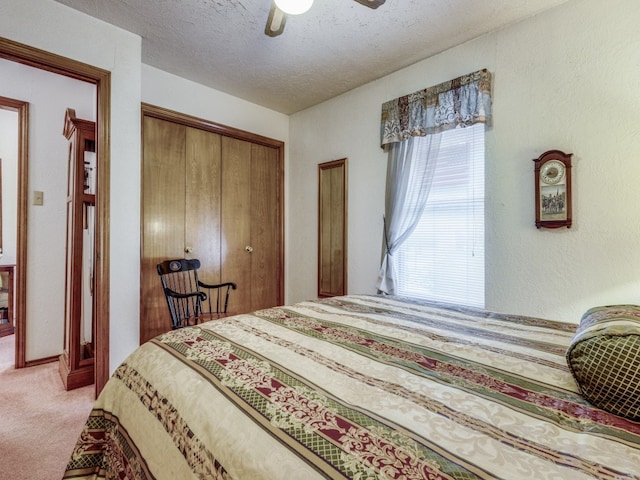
185,127 -> 222,286
221,138 -> 282,313
318,158 -> 347,297
141,120 -> 224,342
249,143 -> 282,310
141,117 -> 186,342
220,136 -> 252,312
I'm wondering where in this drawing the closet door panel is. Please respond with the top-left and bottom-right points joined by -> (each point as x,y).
141,117 -> 186,342
250,144 -> 281,310
185,127 -> 222,286
221,136 -> 252,314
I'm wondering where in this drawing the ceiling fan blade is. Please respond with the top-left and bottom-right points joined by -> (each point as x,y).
353,0 -> 386,8
265,1 -> 287,37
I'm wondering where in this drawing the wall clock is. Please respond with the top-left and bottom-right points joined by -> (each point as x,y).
533,149 -> 572,229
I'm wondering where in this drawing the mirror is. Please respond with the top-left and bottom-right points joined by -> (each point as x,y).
318,158 -> 347,297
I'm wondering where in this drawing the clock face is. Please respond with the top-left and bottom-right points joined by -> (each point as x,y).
540,159 -> 565,185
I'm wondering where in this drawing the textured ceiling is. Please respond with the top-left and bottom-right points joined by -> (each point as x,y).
53,0 -> 569,114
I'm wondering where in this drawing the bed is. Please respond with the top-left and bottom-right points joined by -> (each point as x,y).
63,294 -> 640,479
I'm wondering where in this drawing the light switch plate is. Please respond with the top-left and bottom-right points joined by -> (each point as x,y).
33,190 -> 44,206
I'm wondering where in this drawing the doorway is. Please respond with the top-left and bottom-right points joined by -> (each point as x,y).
0,96 -> 25,367
0,37 -> 111,395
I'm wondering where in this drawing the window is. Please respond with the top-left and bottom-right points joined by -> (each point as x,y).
395,124 -> 485,307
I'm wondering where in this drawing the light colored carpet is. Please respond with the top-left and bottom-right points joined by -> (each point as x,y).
0,334 -> 95,480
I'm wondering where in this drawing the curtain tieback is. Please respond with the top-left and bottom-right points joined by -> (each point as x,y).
383,215 -> 391,256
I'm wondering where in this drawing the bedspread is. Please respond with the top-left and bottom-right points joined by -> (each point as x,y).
63,295 -> 640,479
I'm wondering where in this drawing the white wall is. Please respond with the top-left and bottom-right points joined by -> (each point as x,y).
0,0 -> 142,369
487,0 -> 640,320
0,108 -> 18,265
0,59 -> 95,360
142,65 -> 289,144
289,0 -> 640,323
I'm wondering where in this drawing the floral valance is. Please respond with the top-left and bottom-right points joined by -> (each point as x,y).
380,69 -> 492,147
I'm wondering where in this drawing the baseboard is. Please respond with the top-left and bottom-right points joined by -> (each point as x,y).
24,355 -> 59,368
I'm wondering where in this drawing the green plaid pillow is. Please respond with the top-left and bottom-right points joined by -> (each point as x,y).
566,305 -> 640,419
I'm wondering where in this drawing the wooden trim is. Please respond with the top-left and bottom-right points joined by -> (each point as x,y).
276,138 -> 285,307
0,37 -> 107,82
95,73 -> 111,396
141,103 -> 285,150
24,355 -> 59,368
0,36 -> 111,396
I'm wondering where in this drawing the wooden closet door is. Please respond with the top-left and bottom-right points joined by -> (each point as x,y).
221,137 -> 252,312
221,137 -> 282,313
141,117 -> 186,342
185,127 -> 222,286
249,143 -> 282,310
141,124 -> 223,342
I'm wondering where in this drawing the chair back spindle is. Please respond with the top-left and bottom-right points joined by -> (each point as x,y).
156,259 -> 236,330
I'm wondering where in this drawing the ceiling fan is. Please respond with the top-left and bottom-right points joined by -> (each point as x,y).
265,0 -> 386,37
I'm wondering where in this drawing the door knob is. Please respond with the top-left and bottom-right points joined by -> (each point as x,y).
184,246 -> 193,253
245,245 -> 253,253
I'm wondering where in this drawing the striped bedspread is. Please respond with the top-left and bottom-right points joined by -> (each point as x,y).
63,295 -> 640,479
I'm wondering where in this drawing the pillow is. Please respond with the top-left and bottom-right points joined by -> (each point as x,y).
566,304 -> 640,419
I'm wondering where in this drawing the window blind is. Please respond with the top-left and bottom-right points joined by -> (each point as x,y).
395,123 -> 485,307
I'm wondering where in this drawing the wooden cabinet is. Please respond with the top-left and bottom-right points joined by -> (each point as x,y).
0,265 -> 15,337
59,108 -> 95,390
141,106 -> 284,343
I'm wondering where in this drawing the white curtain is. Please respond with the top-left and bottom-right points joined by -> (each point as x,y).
376,134 -> 441,294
